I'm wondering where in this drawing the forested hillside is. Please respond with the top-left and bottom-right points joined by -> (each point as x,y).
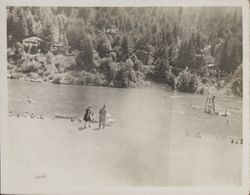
7,7 -> 243,95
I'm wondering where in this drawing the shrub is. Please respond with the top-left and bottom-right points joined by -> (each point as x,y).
133,71 -> 148,88
231,78 -> 242,97
94,72 -> 106,86
61,71 -> 106,86
133,60 -> 143,72
17,60 -> 41,73
52,74 -> 63,84
45,52 -> 54,65
142,65 -> 154,78
195,83 -> 209,94
28,72 -> 40,79
99,57 -> 118,84
231,65 -> 242,97
37,69 -> 44,77
7,63 -> 16,70
113,62 -> 134,88
53,55 -> 68,73
65,56 -> 77,71
153,59 -> 169,81
95,34 -> 112,58
85,72 -> 96,83
175,70 -> 201,93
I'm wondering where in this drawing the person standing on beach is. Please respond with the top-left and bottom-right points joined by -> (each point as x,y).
99,104 -> 107,129
84,105 -> 93,128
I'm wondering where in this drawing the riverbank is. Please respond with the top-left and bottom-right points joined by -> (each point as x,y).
7,54 -> 242,96
3,113 -> 242,193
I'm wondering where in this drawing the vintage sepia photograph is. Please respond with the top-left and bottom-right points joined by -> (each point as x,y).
0,0 -> 249,194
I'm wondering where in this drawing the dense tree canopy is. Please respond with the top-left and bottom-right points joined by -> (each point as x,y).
7,7 -> 243,94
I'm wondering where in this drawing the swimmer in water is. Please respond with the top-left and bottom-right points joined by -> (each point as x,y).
26,96 -> 32,103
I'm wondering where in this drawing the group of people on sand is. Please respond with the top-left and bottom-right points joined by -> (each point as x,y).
83,104 -> 108,129
9,111 -> 44,119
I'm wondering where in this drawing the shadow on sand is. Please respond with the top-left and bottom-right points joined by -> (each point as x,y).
78,127 -> 102,131
92,127 -> 101,131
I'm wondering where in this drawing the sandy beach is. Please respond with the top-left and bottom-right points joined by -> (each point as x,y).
4,114 -> 242,193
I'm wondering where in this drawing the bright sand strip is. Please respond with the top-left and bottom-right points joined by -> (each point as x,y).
4,116 -> 242,193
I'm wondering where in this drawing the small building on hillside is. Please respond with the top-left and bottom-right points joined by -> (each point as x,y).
50,42 -> 67,55
106,26 -> 118,36
67,49 -> 81,56
22,37 -> 44,54
202,63 -> 219,77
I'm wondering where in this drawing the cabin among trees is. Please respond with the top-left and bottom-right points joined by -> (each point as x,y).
106,26 -> 119,36
22,36 -> 44,54
50,42 -> 66,55
21,36 -> 68,55
202,63 -> 219,77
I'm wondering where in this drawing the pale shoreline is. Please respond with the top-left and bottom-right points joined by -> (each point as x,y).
3,116 -> 242,193
7,77 -> 242,98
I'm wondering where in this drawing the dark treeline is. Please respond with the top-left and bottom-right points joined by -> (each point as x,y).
7,7 -> 243,95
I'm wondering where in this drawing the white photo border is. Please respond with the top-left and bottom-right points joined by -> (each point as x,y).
0,0 -> 249,194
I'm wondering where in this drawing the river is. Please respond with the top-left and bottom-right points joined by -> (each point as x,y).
8,79 -> 242,138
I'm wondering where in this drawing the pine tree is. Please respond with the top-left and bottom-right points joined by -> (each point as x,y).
219,39 -> 230,72
96,34 -> 112,58
15,8 -> 28,41
121,35 -> 130,61
26,15 -> 36,36
79,35 -> 95,71
176,42 -> 186,69
228,44 -> 242,73
42,11 -> 59,43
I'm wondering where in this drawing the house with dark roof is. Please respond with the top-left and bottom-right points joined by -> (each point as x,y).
22,37 -> 44,54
